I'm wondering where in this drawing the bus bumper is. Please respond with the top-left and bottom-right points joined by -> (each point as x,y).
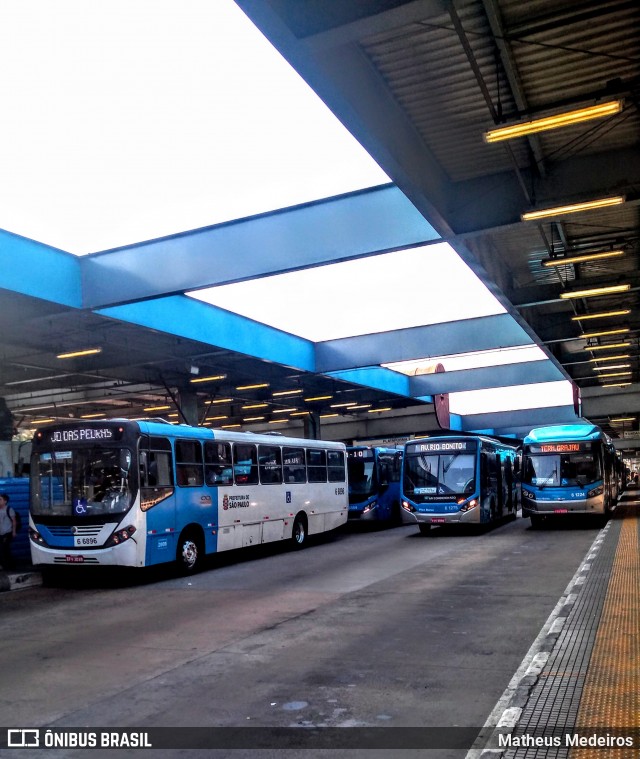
522,496 -> 606,518
400,507 -> 478,526
30,538 -> 141,568
348,504 -> 379,521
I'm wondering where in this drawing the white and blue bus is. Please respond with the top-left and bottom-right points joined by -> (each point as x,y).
29,419 -> 348,572
346,446 -> 402,524
521,424 -> 617,527
401,434 -> 520,534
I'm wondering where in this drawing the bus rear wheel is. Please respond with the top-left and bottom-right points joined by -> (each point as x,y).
177,529 -> 204,574
291,514 -> 308,549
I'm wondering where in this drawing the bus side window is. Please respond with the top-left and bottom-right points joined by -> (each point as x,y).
139,436 -> 174,511
307,449 -> 327,483
204,442 -> 232,485
233,444 -> 259,485
175,439 -> 204,487
283,447 -> 306,483
392,452 -> 402,482
328,450 -> 346,482
259,445 -> 283,484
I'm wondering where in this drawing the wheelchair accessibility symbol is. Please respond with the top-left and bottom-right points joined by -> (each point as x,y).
286,491 -> 291,504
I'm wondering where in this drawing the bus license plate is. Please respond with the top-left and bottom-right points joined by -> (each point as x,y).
431,517 -> 446,524
554,508 -> 568,514
74,536 -> 98,547
65,555 -> 85,563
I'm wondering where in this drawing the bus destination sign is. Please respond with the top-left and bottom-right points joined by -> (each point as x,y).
348,449 -> 374,460
528,443 -> 585,454
39,425 -> 123,446
410,440 -> 475,454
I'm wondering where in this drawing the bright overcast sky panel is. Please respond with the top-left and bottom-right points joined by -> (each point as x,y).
0,0 -> 388,254
188,243 -> 507,342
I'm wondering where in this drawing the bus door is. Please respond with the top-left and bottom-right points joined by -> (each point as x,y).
139,435 -> 177,565
481,450 -> 498,520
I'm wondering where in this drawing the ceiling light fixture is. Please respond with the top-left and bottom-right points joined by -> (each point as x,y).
80,412 -> 106,418
560,284 -> 630,300
272,389 -> 303,397
484,100 -> 623,143
368,407 -> 392,413
190,374 -> 226,384
56,347 -> 102,359
143,405 -> 171,412
542,249 -> 624,268
598,371 -> 632,379
581,327 -> 630,339
587,342 -> 631,351
572,309 -> 631,321
601,382 -> 631,388
242,403 -> 268,410
236,383 -> 269,390
610,417 -> 635,423
593,364 -> 631,371
588,355 -> 631,362
521,195 -> 625,222
209,398 -> 233,405
304,395 -> 333,402
243,416 -> 265,422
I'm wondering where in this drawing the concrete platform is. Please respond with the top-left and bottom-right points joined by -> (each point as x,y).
472,487 -> 640,758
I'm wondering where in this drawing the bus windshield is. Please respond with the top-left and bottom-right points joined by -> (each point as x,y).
403,451 -> 476,500
524,451 -> 601,488
31,446 -> 134,517
347,455 -> 376,500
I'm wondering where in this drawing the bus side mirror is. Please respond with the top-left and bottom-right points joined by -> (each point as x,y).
120,449 -> 131,475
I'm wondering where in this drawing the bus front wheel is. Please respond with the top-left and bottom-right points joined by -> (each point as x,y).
177,529 -> 204,574
291,514 -> 308,549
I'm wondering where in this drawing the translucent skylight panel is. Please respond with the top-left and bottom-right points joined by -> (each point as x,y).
0,0 -> 388,254
188,243 -> 506,341
382,345 -> 546,374
449,381 -> 575,416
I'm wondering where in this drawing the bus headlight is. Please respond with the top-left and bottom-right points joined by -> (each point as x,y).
363,500 -> 377,513
522,489 -> 535,500
29,528 -> 47,546
105,525 -> 137,547
587,485 -> 604,498
458,498 -> 478,512
402,500 -> 416,513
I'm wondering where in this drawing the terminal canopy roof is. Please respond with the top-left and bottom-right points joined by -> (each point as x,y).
1,0 -> 638,449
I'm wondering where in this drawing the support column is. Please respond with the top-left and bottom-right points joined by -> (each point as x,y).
177,389 -> 199,427
303,412 -> 321,440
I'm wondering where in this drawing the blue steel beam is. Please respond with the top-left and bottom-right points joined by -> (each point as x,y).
0,228 -> 82,308
409,360 -> 564,395
81,185 -> 439,309
315,314 -> 533,373
461,405 -> 581,434
325,366 -> 420,399
96,295 -> 315,372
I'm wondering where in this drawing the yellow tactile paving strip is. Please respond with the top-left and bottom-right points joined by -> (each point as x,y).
570,511 -> 640,759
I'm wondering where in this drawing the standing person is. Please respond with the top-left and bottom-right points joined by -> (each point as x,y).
0,492 -> 16,570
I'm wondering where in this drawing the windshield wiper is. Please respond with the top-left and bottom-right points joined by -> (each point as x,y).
538,471 -> 557,490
